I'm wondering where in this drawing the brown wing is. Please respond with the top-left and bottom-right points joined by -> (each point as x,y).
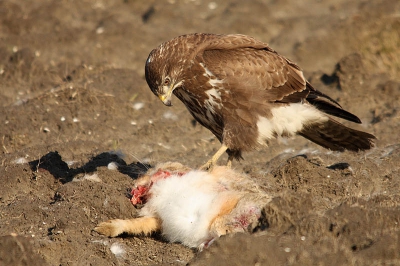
196,36 -> 307,104
188,36 -> 308,151
196,34 -> 362,124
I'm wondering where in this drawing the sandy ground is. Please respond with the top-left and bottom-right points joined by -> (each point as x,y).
1,0 -> 400,265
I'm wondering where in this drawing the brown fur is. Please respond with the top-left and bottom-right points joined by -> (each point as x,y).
95,217 -> 161,237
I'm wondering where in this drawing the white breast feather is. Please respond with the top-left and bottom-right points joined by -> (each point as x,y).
205,88 -> 221,102
256,103 -> 328,144
201,64 -> 224,88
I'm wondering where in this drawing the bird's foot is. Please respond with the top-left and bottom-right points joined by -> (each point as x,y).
199,144 -> 229,171
199,160 -> 214,171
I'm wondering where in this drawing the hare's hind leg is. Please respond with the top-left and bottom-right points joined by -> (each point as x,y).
95,217 -> 161,237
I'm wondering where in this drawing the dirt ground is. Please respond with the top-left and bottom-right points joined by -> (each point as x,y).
1,0 -> 399,265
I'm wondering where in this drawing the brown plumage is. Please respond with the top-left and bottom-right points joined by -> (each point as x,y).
145,33 -> 376,168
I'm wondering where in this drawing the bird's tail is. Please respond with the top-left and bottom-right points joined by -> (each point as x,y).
299,118 -> 376,152
306,83 -> 362,124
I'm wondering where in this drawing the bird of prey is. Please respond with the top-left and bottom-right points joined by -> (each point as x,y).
145,33 -> 376,169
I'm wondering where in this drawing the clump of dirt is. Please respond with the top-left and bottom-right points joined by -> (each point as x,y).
1,0 -> 399,265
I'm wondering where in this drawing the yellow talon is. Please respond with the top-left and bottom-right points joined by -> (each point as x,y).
200,144 -> 228,170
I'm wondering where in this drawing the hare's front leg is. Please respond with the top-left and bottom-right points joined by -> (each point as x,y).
95,217 -> 161,237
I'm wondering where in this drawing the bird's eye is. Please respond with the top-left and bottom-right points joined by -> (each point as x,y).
164,77 -> 170,86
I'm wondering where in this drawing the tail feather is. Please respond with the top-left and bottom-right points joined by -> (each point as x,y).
299,118 -> 376,152
306,82 -> 362,124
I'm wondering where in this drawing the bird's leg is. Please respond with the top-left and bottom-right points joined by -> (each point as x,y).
200,144 -> 228,170
226,155 -> 233,168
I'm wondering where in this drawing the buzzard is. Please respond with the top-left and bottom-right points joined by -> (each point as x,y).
145,33 -> 376,169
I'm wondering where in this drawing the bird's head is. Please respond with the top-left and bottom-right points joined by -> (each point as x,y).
145,48 -> 184,107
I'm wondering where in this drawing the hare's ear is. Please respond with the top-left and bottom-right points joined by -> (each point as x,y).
134,174 -> 152,187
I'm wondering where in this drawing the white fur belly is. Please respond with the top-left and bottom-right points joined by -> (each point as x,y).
139,171 -> 222,248
256,103 -> 328,144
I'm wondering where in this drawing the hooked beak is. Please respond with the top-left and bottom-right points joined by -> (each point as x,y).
158,84 -> 175,106
159,94 -> 172,106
